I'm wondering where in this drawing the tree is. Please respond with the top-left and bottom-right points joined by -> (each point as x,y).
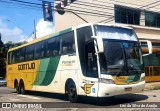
0,33 -> 6,78
0,33 -> 27,77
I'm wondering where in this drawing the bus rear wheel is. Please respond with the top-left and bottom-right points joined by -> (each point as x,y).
66,81 -> 78,103
19,80 -> 25,95
15,81 -> 20,94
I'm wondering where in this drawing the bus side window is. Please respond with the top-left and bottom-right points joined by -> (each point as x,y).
62,46 -> 68,55
26,44 -> 35,61
85,41 -> 98,78
12,51 -> 16,63
72,44 -> 76,52
8,52 -> 12,64
61,31 -> 75,55
46,37 -> 60,57
35,41 -> 46,59
19,48 -> 25,62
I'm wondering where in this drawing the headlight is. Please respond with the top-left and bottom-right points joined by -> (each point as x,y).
139,76 -> 145,82
99,78 -> 115,84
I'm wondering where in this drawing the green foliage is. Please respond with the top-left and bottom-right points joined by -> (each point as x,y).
0,41 -> 27,77
0,46 -> 6,78
5,41 -> 27,50
152,87 -> 160,90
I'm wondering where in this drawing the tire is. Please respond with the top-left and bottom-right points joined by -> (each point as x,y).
66,81 -> 78,103
19,81 -> 25,95
15,82 -> 20,94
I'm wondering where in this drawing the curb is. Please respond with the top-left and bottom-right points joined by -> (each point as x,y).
144,82 -> 160,91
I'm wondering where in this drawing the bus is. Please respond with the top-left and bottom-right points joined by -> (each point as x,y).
6,23 -> 145,103
140,40 -> 160,82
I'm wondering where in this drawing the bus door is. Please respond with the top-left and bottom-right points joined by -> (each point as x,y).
83,41 -> 99,96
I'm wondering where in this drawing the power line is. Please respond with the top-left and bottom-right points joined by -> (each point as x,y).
54,2 -> 114,17
66,4 -> 114,16
0,0 -> 142,20
110,0 -> 160,10
99,0 -> 160,23
7,0 -> 42,6
0,0 -> 42,11
145,2 -> 160,10
0,0 -> 114,18
85,0 -> 113,5
1,0 -> 160,24
72,1 -> 114,11
139,0 -> 160,8
56,7 -> 113,17
68,0 -> 160,24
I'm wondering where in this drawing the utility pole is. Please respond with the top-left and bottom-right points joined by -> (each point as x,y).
34,20 -> 37,39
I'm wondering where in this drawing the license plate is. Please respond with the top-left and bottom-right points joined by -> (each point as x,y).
125,87 -> 132,91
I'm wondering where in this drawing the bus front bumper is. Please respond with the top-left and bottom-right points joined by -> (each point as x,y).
98,81 -> 145,97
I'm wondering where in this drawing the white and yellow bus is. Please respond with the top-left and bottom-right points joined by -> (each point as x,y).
7,23 -> 145,102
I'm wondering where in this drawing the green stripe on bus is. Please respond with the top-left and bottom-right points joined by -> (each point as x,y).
34,58 -> 50,85
40,56 -> 61,86
49,28 -> 72,38
59,28 -> 72,35
127,74 -> 140,83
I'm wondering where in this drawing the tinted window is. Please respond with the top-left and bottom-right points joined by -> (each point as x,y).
77,26 -> 93,76
47,37 -> 60,57
19,48 -> 25,62
26,44 -> 35,61
61,32 -> 75,55
8,52 -> 12,64
9,48 -> 25,64
145,12 -> 160,28
85,41 -> 98,78
12,51 -> 17,63
115,6 -> 140,25
35,41 -> 46,59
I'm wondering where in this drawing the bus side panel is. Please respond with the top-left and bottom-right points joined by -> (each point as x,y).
31,56 -> 62,93
7,60 -> 40,90
31,55 -> 79,94
58,55 -> 79,94
7,65 -> 16,89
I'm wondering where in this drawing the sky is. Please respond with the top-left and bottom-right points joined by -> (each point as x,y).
0,0 -> 55,43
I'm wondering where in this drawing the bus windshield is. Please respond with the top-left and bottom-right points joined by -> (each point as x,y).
95,25 -> 143,75
94,25 -> 138,41
99,40 -> 143,75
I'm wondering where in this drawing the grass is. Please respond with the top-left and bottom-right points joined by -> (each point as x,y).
152,87 -> 160,90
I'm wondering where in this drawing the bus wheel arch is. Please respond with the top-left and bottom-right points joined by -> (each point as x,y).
19,79 -> 25,95
65,79 -> 78,103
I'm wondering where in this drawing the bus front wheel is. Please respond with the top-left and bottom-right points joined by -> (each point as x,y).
66,81 -> 78,103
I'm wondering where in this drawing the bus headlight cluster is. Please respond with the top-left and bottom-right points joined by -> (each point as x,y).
139,76 -> 145,82
99,78 -> 115,84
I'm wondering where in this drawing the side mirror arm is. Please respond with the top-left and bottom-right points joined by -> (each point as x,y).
92,36 -> 104,53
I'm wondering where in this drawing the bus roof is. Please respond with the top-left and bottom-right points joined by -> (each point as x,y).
8,27 -> 72,52
8,23 -> 133,52
73,23 -> 133,30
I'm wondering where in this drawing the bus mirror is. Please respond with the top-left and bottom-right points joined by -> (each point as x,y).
140,40 -> 152,56
143,53 -> 152,57
147,40 -> 152,54
92,36 -> 104,53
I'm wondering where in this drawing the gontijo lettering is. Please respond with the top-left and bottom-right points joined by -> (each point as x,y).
18,62 -> 35,70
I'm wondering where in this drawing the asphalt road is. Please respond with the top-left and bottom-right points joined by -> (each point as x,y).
0,86 -> 160,111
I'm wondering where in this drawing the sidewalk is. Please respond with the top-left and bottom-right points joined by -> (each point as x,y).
144,82 -> 160,91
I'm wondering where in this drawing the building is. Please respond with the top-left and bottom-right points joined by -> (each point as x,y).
54,0 -> 160,82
